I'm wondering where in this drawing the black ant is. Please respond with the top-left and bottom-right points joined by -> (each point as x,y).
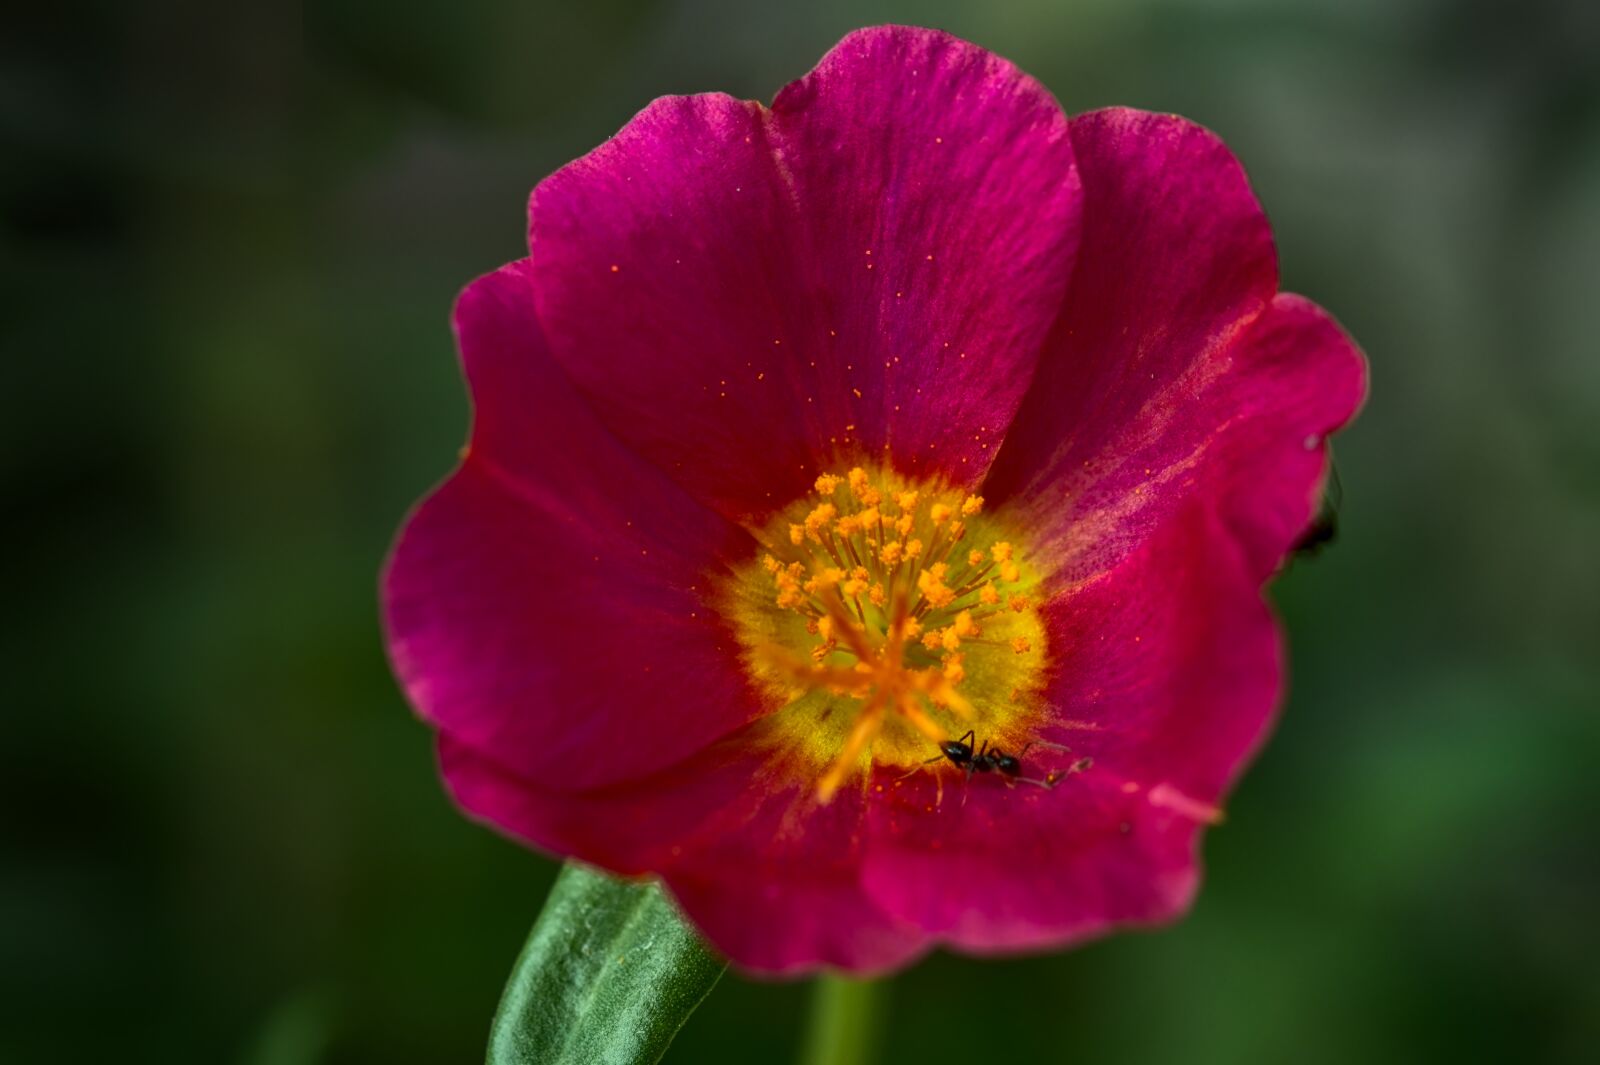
918,729 -> 1091,789
1293,461 -> 1342,558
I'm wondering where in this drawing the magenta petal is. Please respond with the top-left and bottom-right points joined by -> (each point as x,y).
528,26 -> 1080,520
864,503 -> 1274,950
663,781 -> 930,975
985,108 -> 1310,581
1203,293 -> 1368,576
383,263 -> 762,792
441,733 -> 929,974
865,770 -> 1198,951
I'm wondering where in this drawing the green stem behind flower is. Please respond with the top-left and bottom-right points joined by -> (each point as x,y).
798,974 -> 888,1065
487,863 -> 726,1065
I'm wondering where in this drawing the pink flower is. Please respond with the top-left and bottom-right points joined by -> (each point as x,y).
382,25 -> 1367,975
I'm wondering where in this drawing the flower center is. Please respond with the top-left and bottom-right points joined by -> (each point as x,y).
722,465 -> 1049,801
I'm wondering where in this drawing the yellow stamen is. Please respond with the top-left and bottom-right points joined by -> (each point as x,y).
729,465 -> 1048,798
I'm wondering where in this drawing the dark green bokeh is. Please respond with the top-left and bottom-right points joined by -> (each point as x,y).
4,1 -> 1596,1062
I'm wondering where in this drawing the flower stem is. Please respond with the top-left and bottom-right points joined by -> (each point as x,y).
797,974 -> 887,1065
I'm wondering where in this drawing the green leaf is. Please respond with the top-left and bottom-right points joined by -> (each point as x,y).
486,863 -> 727,1065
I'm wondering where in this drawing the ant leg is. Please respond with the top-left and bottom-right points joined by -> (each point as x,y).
1022,758 -> 1093,789
1018,740 -> 1071,758
895,755 -> 946,782
955,728 -> 975,748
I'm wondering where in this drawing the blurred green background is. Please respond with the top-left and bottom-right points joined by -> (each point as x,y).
5,0 -> 1597,1062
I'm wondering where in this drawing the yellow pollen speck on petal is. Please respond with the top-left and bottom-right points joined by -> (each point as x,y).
1012,636 -> 1031,655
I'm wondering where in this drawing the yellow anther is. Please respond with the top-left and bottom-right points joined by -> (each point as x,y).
811,640 -> 837,662
847,467 -> 882,505
991,541 -> 1014,563
868,583 -> 887,607
789,524 -> 804,546
896,491 -> 919,512
762,554 -> 781,573
815,473 -> 842,495
803,567 -> 847,597
818,616 -> 834,641
921,630 -> 943,651
917,567 -> 955,609
804,503 -> 837,541
1009,594 -> 1030,613
901,617 -> 923,640
967,549 -> 985,567
775,573 -> 806,610
841,576 -> 868,598
880,541 -> 904,566
953,610 -> 976,638
979,582 -> 1000,606
961,494 -> 984,516
942,654 -> 966,685
857,506 -> 880,527
948,521 -> 965,540
999,561 -> 1020,583
940,627 -> 962,652
904,538 -> 924,560
1011,636 -> 1031,655
836,514 -> 862,537
929,503 -> 952,525
896,514 -> 914,537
